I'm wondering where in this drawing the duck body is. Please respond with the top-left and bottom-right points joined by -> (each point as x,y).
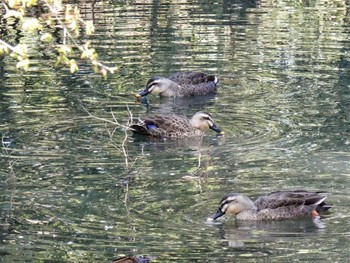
212,190 -> 332,221
136,71 -> 218,98
130,112 -> 223,138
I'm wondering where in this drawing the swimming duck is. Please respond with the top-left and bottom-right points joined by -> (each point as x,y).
135,71 -> 218,98
211,190 -> 331,221
130,111 -> 224,138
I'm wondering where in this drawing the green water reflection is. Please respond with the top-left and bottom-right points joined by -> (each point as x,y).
1,0 -> 350,262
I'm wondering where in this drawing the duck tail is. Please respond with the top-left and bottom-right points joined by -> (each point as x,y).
316,201 -> 333,213
303,193 -> 332,214
207,75 -> 219,85
129,124 -> 149,135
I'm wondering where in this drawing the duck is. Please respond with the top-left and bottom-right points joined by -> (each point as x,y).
211,190 -> 332,221
129,111 -> 224,138
135,71 -> 218,98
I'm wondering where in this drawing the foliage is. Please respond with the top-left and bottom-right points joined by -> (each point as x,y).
0,0 -> 116,78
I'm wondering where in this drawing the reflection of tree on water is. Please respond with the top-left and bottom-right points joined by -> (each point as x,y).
129,132 -> 224,193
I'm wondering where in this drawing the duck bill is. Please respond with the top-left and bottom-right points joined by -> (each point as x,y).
135,89 -> 150,98
210,124 -> 224,134
212,209 -> 225,220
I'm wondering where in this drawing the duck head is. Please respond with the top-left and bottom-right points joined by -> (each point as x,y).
190,112 -> 224,134
136,77 -> 178,97
212,193 -> 256,220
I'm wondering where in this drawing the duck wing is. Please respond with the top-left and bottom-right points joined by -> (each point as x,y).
130,118 -> 160,136
130,115 -> 191,138
169,71 -> 217,85
254,190 -> 327,211
178,82 -> 218,96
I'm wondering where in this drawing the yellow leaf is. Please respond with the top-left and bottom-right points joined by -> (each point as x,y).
40,33 -> 53,43
13,44 -> 28,57
26,0 -> 39,8
65,5 -> 72,16
56,52 -> 70,65
45,17 -> 55,28
4,10 -> 23,19
69,20 -> 77,31
10,52 -> 18,59
16,59 -> 30,70
109,67 -> 118,74
22,18 -> 41,32
92,65 -> 99,73
58,45 -> 72,55
85,21 -> 95,35
0,45 -> 10,55
81,50 -> 87,59
91,52 -> 98,60
70,59 -> 78,73
101,68 -> 107,80
74,6 -> 80,17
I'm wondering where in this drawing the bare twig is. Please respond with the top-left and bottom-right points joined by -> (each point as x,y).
0,39 -> 22,55
81,103 -> 128,128
1,133 -> 17,180
81,103 -> 144,174
82,103 -> 145,221
124,182 -> 129,203
196,135 -> 204,168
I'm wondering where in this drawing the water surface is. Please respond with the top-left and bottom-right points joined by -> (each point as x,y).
1,0 -> 350,262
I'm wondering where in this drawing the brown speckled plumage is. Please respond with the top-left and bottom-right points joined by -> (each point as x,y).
130,112 -> 223,138
168,71 -> 217,85
212,190 -> 332,221
137,71 -> 218,97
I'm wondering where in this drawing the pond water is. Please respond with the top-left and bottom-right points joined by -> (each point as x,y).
1,0 -> 350,262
